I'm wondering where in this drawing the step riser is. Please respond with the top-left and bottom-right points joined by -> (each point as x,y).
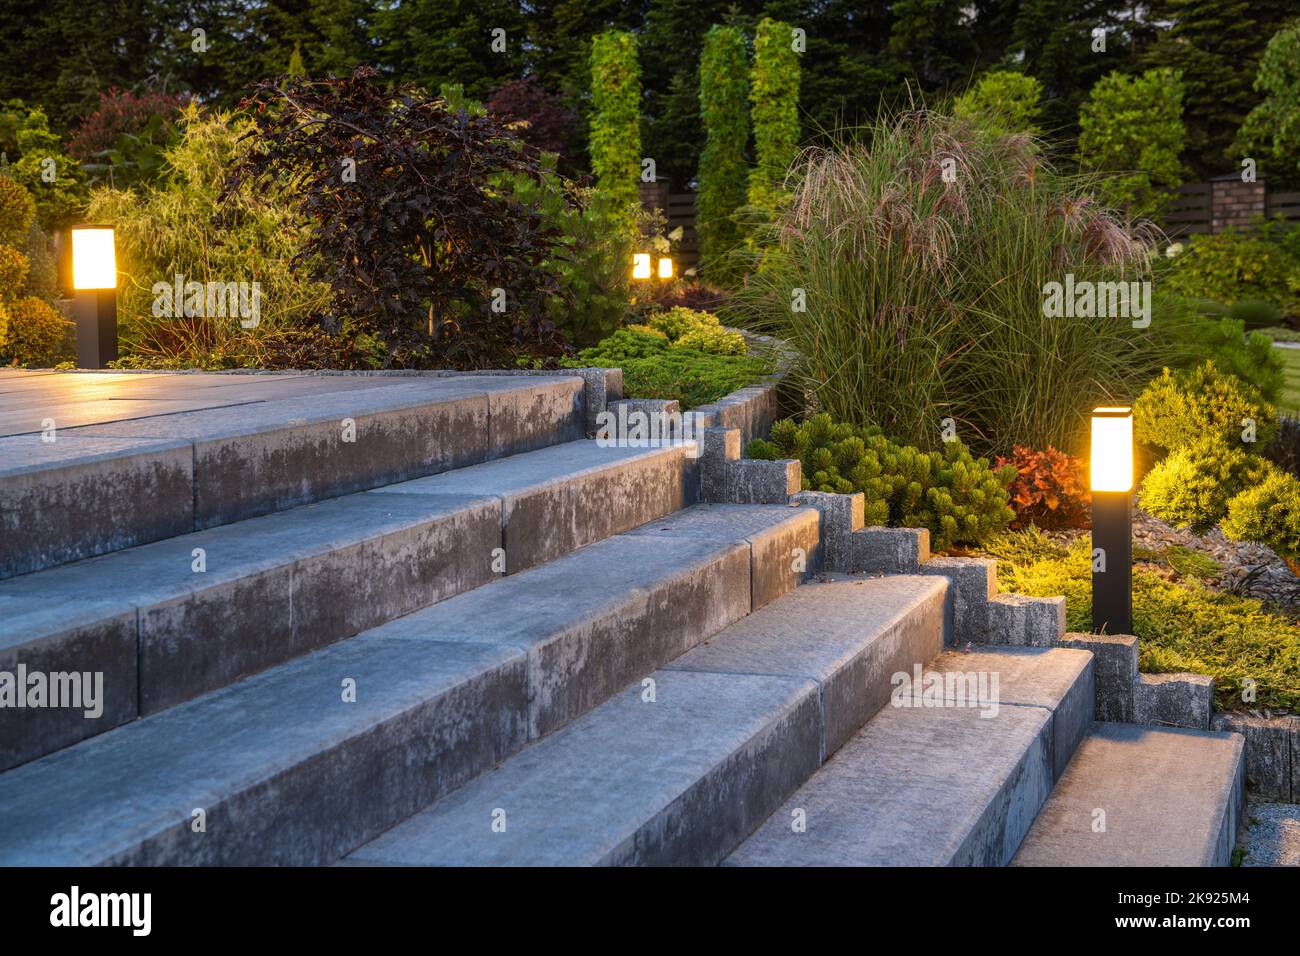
1,377 -> 585,579
950,725 -> 1054,866
29,640 -> 532,867
0,437 -> 194,580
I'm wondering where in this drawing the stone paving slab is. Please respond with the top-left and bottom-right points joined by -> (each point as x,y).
1012,722 -> 1245,867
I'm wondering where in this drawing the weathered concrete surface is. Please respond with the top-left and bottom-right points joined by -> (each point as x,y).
921,556 -> 996,646
1012,722 -> 1245,867
852,526 -> 930,574
1059,632 -> 1139,723
687,382 -> 781,447
926,646 -> 1094,781
1211,712 -> 1298,802
626,502 -> 819,609
0,597 -> 138,772
790,491 -> 864,572
2,490 -> 501,748
0,433 -> 194,578
1135,672 -> 1214,730
0,634 -> 529,866
376,440 -> 690,572
344,669 -> 821,866
986,593 -> 1066,647
726,702 -> 1054,866
665,575 -> 946,758
700,426 -> 800,504
361,530 -> 754,739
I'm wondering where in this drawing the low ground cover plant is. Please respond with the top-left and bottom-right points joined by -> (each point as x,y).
565,327 -> 769,409
983,529 -> 1300,712
747,413 -> 1016,550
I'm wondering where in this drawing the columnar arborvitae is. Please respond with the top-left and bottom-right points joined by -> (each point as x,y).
697,24 -> 749,281
747,18 -> 801,216
589,30 -> 642,216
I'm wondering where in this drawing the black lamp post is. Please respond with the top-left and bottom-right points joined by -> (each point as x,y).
67,225 -> 118,368
1090,405 -> 1133,634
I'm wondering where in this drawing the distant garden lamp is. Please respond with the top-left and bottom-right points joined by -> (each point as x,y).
631,253 -> 652,280
69,225 -> 118,368
657,256 -> 673,280
1090,406 -> 1133,635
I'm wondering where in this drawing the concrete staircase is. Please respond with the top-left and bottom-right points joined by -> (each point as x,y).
0,372 -> 1247,866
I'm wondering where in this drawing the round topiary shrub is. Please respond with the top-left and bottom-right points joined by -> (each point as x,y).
1134,360 -> 1278,455
1,295 -> 68,366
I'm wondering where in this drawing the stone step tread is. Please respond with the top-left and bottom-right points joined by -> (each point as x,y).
0,507 -> 794,865
1011,722 -> 1246,867
55,375 -> 580,442
343,575 -> 949,867
725,647 -> 1094,867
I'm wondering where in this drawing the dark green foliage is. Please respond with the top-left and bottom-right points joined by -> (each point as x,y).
747,413 -> 1017,550
565,328 -> 769,409
227,67 -> 566,369
1134,362 -> 1279,455
1234,20 -> 1300,188
1229,298 -> 1284,329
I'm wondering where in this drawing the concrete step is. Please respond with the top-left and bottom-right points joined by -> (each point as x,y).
0,440 -> 691,771
0,374 -> 586,578
725,646 -> 1094,866
1011,722 -> 1246,867
342,575 -> 946,866
0,505 -> 804,865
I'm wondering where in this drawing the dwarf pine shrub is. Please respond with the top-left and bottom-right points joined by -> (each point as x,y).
1134,361 -> 1278,455
747,413 -> 1016,549
1139,438 -> 1274,534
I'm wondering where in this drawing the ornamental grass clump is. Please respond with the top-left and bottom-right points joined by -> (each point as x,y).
747,413 -> 1016,549
731,109 -> 1185,457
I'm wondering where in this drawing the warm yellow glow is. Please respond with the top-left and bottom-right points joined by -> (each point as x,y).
1090,406 -> 1133,492
632,253 -> 651,280
657,256 -> 673,280
71,227 -> 116,290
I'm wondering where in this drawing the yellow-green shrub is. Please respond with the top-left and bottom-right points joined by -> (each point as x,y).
1139,438 -> 1274,533
1223,469 -> 1300,562
0,295 -> 68,366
